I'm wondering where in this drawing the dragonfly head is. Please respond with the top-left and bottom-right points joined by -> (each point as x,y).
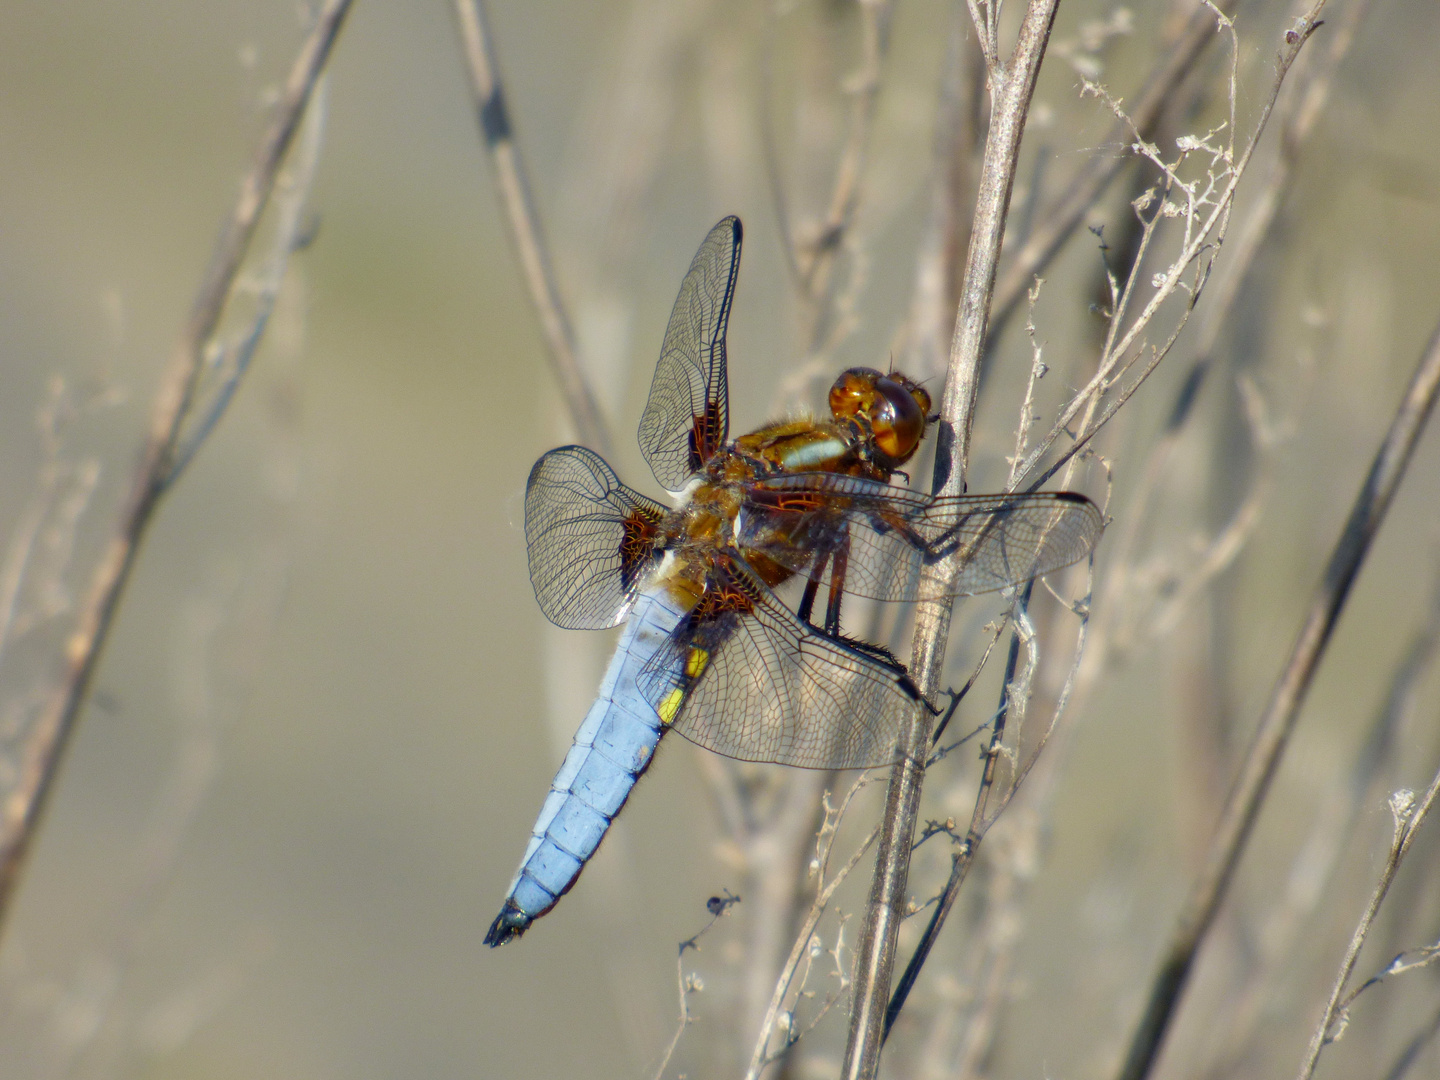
828,367 -> 932,468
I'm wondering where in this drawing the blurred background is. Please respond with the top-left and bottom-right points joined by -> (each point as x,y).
1,0 -> 1439,1078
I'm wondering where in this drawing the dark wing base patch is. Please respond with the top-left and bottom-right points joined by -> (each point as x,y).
526,446 -> 667,630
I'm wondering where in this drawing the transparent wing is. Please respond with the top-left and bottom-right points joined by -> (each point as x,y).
637,217 -> 742,491
737,473 -> 1103,603
525,446 -> 667,630
639,558 -> 921,769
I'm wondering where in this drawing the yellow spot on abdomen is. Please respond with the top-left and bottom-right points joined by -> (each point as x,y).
657,688 -> 685,726
685,646 -> 710,679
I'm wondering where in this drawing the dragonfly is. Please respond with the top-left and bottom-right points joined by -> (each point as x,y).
485,217 -> 1103,946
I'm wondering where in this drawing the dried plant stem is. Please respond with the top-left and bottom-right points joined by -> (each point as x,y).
774,0 -> 898,402
989,0 -> 1240,334
743,783 -> 880,1080
904,3 -> 982,383
1199,553 -> 1440,1080
1116,307 -> 1440,1080
736,766 -> 830,1052
0,0 -> 352,936
1297,767 -> 1440,1079
883,594 -> 1031,1041
838,5 -> 1061,1077
1018,3 -> 1327,495
453,0 -> 611,458
799,0 -> 894,314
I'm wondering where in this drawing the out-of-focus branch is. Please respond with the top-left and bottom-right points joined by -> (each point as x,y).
1016,4 -> 1326,495
1381,1001 -> 1440,1080
799,0 -> 894,323
169,78 -> 329,485
989,0 -> 1241,335
1202,552 -> 1440,1080
1116,301 -> 1440,1080
839,4 -> 1062,1077
773,0 -> 898,403
453,0 -> 611,458
903,3 -> 982,384
0,0 -> 353,935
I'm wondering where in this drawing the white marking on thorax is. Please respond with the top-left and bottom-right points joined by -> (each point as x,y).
671,475 -> 705,509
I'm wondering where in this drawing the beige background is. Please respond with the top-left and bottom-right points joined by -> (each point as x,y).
1,1 -> 1439,1078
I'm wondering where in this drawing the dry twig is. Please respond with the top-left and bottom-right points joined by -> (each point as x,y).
0,0 -> 353,934
1297,769 -> 1440,1078
453,0 -> 611,457
1117,288 -> 1440,1080
989,0 -> 1242,335
744,778 -> 880,1080
839,4 -> 1063,1076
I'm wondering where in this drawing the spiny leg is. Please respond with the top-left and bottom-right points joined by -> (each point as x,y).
823,533 -> 850,636
797,549 -> 830,626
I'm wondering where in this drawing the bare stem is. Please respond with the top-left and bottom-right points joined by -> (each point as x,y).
1297,766 -> 1440,1079
744,778 -> 880,1080
989,0 -> 1241,334
1116,303 -> 1440,1080
838,4 -> 1062,1077
0,0 -> 353,936
453,0 -> 611,458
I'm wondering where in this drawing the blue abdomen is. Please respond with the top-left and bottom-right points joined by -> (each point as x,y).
485,588 -> 690,946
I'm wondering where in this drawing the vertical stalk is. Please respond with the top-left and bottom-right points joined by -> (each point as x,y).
839,4 -> 1062,1076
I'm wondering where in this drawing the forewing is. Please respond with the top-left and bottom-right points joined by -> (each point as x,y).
525,446 -> 667,630
741,474 -> 1103,603
637,217 -> 742,491
640,559 -> 919,769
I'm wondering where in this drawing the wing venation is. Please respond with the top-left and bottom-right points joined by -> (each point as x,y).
637,217 -> 742,491
736,473 -> 1103,603
639,558 -> 920,769
525,445 -> 667,630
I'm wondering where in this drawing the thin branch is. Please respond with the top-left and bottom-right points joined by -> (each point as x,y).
744,779 -> 880,1080
887,537 -> 1096,1038
453,0 -> 611,458
773,0 -> 899,403
1297,773 -> 1440,1079
799,0 -> 895,316
1107,0 -> 1370,562
902,2 -> 982,384
1202,547 -> 1440,1080
839,4 -> 1062,1077
1018,4 -> 1324,494
759,9 -> 805,293
650,895 -> 736,1080
168,75 -> 328,487
1116,295 -> 1440,1080
989,0 -> 1241,335
883,585 -> 1034,1042
0,0 -> 353,936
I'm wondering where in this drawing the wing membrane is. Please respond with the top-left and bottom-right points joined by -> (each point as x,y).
639,558 -> 920,769
738,474 -> 1103,604
525,446 -> 667,630
637,217 -> 742,491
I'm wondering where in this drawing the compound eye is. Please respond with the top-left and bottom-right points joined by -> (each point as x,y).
829,367 -> 883,419
871,377 -> 925,461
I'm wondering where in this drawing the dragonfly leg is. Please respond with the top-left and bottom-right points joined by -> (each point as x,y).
797,550 -> 830,626
823,534 -> 850,636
